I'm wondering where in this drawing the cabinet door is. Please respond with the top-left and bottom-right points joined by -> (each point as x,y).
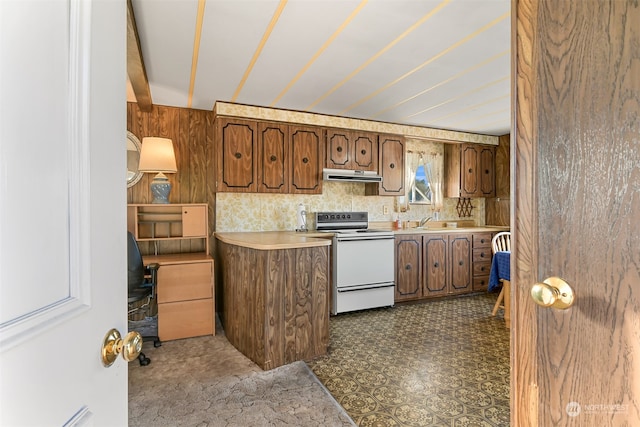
290,125 -> 323,194
182,205 -> 207,237
460,145 -> 479,197
423,235 -> 448,297
352,132 -> 377,171
478,146 -> 496,197
258,122 -> 289,193
395,236 -> 422,301
366,135 -> 404,195
156,261 -> 213,303
216,118 -> 257,192
326,129 -> 351,169
448,234 -> 472,294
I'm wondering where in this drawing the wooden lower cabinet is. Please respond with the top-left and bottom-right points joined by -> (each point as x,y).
472,232 -> 493,291
395,232 -> 482,302
395,235 -> 422,301
146,254 -> 215,341
423,235 -> 448,297
217,240 -> 330,370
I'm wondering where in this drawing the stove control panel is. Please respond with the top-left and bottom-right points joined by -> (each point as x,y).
316,211 -> 368,230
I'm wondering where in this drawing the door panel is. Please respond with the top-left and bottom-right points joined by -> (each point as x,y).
513,0 -> 640,425
0,1 -> 126,424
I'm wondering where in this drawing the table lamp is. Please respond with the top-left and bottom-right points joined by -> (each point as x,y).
138,137 -> 177,203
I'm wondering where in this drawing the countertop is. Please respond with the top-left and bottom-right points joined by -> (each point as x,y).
215,231 -> 332,250
215,226 -> 510,250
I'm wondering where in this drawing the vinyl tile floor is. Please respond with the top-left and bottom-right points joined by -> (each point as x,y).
307,293 -> 510,426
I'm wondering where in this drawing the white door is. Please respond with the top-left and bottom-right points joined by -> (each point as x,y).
0,1 -> 127,425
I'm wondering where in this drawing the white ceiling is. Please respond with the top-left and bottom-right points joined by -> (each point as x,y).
129,0 -> 511,136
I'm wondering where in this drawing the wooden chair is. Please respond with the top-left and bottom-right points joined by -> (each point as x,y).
491,232 -> 511,318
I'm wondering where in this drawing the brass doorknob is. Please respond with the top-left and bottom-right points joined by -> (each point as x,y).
101,328 -> 143,367
531,277 -> 574,309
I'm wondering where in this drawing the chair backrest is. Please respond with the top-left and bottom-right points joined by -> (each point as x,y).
491,231 -> 511,253
127,231 -> 145,292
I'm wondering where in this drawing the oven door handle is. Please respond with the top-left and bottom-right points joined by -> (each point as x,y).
335,235 -> 394,242
337,283 -> 395,292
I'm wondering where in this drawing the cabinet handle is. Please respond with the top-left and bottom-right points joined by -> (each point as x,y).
270,155 -> 277,162
459,260 -> 464,266
235,152 -> 242,159
481,266 -> 486,272
405,264 -> 412,270
434,262 -> 439,268
302,157 -> 309,164
361,149 -> 366,155
337,146 -> 343,152
485,169 -> 490,174
390,163 -> 395,169
468,168 -> 473,173
481,239 -> 486,243
480,252 -> 486,258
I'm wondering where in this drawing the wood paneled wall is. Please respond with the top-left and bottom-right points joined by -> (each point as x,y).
126,102 -> 216,253
486,133 -> 510,226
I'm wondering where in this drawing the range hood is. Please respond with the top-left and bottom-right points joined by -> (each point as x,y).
322,168 -> 383,183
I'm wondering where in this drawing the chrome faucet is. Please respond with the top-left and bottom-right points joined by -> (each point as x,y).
419,216 -> 432,227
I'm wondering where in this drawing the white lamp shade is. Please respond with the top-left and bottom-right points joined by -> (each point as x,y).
138,137 -> 177,173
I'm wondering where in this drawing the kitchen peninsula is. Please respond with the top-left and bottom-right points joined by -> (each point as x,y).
215,232 -> 331,370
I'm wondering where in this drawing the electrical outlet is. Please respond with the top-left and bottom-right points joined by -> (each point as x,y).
383,205 -> 389,215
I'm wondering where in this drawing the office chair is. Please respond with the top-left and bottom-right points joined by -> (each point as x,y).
128,231 -> 161,366
490,231 -> 511,317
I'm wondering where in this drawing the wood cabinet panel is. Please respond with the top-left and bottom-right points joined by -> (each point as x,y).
156,261 -> 213,304
326,129 -> 377,171
472,232 -> 493,292
182,205 -> 207,237
395,232 -> 492,302
423,235 -> 448,297
444,143 -> 496,198
290,125 -> 323,194
449,234 -> 472,294
218,240 -> 329,370
395,236 -> 423,301
258,122 -> 289,193
157,298 -> 214,341
366,135 -> 405,196
216,118 -> 257,192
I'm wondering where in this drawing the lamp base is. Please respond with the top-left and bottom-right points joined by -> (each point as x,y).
150,173 -> 171,204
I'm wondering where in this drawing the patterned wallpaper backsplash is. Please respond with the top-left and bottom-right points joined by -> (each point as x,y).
215,187 -> 485,232
215,137 -> 485,232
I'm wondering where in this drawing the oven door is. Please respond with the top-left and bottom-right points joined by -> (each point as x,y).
334,235 -> 394,288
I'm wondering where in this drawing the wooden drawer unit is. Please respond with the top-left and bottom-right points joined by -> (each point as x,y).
472,232 -> 492,291
158,299 -> 214,342
146,254 -> 215,341
156,262 -> 213,303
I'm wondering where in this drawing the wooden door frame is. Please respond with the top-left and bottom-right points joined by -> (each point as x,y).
511,0 -> 539,425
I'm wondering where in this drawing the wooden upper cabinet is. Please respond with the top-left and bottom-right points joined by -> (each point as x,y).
478,146 -> 496,197
257,122 -> 289,193
444,143 -> 496,198
366,135 -> 405,196
216,118 -> 257,192
326,129 -> 377,171
290,125 -> 323,194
